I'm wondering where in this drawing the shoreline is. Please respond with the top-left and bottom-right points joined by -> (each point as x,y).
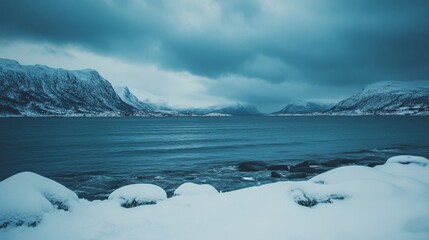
1,155 -> 429,240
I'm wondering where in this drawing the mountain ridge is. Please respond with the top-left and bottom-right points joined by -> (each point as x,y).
328,80 -> 429,115
0,58 -> 261,116
1,58 -> 428,116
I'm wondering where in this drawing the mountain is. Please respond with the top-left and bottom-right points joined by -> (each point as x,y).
0,58 -> 137,116
328,81 -> 429,115
272,100 -> 333,115
114,86 -> 261,116
114,87 -> 155,112
0,58 -> 261,117
178,103 -> 261,116
114,87 -> 179,116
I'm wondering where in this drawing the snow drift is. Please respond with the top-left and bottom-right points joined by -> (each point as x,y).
1,155 -> 429,240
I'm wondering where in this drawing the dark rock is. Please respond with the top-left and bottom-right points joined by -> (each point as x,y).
289,166 -> 317,174
294,161 -> 311,168
287,173 -> 307,179
271,171 -> 283,178
315,168 -> 329,174
238,161 -> 268,172
121,199 -> 157,208
267,164 -> 289,171
367,162 -> 384,167
292,189 -> 347,208
322,158 -> 357,167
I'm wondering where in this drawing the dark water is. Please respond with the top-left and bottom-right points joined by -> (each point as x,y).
1,116 -> 428,200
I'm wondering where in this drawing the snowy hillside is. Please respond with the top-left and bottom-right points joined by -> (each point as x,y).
179,103 -> 261,116
328,81 -> 429,115
272,100 -> 332,115
1,155 -> 429,240
0,58 -> 134,116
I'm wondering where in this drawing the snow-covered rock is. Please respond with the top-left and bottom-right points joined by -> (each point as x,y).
0,58 -> 135,116
0,172 -> 78,228
108,184 -> 167,208
173,182 -> 219,196
385,155 -> 428,167
328,81 -> 429,115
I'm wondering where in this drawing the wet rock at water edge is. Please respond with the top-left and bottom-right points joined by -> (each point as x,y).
289,166 -> 317,174
271,171 -> 283,178
267,165 -> 289,171
295,160 -> 320,168
238,161 -> 268,172
286,173 -> 307,179
322,158 -> 357,167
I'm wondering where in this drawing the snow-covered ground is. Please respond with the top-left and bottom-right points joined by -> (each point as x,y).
1,155 -> 429,240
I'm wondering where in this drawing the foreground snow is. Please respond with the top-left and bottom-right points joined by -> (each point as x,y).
1,155 -> 429,240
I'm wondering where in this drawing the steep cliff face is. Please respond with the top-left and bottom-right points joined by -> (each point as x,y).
0,59 -> 134,116
328,81 -> 429,115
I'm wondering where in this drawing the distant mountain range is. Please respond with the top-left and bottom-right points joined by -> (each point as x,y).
177,103 -> 261,116
1,58 -> 428,116
272,81 -> 429,116
271,101 -> 333,115
0,59 -> 260,116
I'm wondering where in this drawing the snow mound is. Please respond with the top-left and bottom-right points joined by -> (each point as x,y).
385,155 -> 428,167
108,184 -> 167,208
0,172 -> 78,228
174,182 -> 218,196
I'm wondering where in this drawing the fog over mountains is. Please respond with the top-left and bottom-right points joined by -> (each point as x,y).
1,59 -> 428,116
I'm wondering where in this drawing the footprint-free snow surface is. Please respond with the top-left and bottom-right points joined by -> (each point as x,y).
1,155 -> 429,240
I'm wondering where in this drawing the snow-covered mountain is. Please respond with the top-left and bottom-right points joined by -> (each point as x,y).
0,58 -> 261,117
272,100 -> 332,115
0,58 -> 135,116
114,87 -> 155,112
328,81 -> 429,115
178,103 -> 261,116
114,87 -> 258,116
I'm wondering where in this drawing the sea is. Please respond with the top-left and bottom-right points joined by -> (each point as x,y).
1,116 -> 428,200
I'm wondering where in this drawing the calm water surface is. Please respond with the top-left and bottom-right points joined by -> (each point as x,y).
1,116 -> 428,199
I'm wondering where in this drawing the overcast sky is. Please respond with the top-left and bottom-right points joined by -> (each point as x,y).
1,0 -> 428,112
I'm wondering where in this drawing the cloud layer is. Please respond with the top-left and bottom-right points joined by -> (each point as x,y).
1,0 -> 428,111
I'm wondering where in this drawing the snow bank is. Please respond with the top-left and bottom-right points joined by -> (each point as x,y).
108,184 -> 167,208
0,172 -> 78,228
173,182 -> 219,196
385,155 -> 428,167
1,156 -> 429,240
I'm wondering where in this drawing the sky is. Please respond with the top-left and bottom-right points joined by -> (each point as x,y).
0,0 -> 428,112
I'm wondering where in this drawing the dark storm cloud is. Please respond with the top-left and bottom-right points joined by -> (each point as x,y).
1,0 -> 429,86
